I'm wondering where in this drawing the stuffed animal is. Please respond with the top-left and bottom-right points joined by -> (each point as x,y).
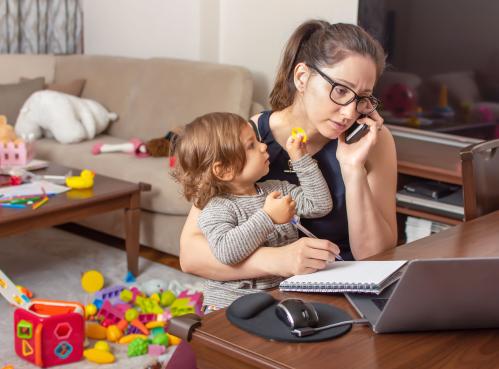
15,90 -> 118,144
0,115 -> 21,143
92,131 -> 177,158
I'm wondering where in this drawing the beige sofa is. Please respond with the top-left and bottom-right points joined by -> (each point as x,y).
1,54 -> 259,256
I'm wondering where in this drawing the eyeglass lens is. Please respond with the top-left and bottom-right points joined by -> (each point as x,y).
330,85 -> 377,115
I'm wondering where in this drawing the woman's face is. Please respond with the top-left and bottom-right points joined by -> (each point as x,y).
300,54 -> 377,139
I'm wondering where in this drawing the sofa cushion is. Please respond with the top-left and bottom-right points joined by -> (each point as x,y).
123,58 -> 254,140
0,54 -> 55,84
54,55 -> 144,138
0,77 -> 45,125
35,135 -> 192,216
47,78 -> 86,97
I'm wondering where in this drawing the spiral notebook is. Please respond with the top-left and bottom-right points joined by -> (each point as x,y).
279,260 -> 407,295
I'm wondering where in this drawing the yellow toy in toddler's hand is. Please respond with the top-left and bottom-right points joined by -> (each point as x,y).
291,127 -> 307,143
66,169 -> 95,189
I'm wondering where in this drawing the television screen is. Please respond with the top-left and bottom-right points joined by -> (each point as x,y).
359,0 -> 499,140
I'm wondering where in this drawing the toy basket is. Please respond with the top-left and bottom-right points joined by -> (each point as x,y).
14,299 -> 85,368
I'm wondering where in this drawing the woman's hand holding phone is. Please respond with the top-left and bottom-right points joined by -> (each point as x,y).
337,110 -> 384,169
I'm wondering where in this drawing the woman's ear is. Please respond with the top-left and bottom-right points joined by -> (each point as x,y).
293,62 -> 310,94
212,161 -> 235,182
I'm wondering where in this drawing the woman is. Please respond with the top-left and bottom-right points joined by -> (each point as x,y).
179,20 -> 398,280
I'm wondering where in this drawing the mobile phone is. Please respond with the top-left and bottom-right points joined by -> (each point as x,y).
345,116 -> 369,144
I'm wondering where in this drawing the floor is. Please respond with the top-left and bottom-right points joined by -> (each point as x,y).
58,223 -> 182,271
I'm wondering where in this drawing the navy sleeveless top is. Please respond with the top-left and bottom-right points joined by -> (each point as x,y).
256,111 -> 352,260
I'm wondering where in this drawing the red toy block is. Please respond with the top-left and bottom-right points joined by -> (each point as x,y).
14,299 -> 85,368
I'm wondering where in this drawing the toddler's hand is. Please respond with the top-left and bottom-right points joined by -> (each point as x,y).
286,134 -> 307,161
263,192 -> 296,224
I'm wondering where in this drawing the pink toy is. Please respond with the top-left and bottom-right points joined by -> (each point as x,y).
96,300 -> 124,324
0,141 -> 34,168
148,344 -> 166,356
178,290 -> 204,316
478,106 -> 494,123
92,138 -> 149,158
14,299 -> 85,367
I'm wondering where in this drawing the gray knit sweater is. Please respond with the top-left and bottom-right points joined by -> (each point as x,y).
198,154 -> 333,308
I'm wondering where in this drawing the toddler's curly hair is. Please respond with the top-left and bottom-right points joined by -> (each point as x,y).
171,112 -> 248,209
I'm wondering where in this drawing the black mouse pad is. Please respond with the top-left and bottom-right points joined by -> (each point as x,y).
226,292 -> 352,342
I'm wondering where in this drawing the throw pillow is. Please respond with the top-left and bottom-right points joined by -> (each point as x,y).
47,78 -> 86,96
20,77 -> 86,97
0,77 -> 45,125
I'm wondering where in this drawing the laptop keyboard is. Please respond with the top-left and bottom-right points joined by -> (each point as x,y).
372,298 -> 389,311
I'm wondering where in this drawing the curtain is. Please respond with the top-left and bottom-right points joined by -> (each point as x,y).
0,0 -> 83,54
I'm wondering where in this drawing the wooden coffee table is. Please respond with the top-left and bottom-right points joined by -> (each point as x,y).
0,164 -> 148,276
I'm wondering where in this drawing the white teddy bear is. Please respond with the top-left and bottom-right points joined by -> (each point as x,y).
15,90 -> 117,144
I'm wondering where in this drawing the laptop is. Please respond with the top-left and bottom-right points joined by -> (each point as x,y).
345,258 -> 499,333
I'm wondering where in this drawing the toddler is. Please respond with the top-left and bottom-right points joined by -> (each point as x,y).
172,112 -> 332,309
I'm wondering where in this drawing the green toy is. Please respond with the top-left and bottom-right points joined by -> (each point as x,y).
160,290 -> 176,307
127,337 -> 149,357
152,332 -> 169,347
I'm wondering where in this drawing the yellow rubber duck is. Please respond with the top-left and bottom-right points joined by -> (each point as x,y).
66,169 -> 95,189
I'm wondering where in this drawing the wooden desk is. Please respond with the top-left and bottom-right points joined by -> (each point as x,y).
190,211 -> 499,369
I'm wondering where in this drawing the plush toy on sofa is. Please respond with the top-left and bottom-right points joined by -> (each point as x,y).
15,90 -> 118,144
0,115 -> 20,143
92,131 -> 178,158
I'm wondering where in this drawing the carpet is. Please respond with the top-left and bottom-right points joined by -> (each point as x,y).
0,227 -> 204,369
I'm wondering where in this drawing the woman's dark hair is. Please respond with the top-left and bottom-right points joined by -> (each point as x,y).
269,20 -> 386,111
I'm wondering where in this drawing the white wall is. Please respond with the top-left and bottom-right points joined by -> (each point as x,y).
82,0 -> 358,106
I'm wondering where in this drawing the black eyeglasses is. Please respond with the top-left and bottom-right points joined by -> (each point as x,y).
307,64 -> 379,115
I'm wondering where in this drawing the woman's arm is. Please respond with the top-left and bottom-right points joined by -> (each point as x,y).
337,113 -> 398,260
180,205 -> 340,280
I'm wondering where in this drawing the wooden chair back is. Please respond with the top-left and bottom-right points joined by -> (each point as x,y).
460,139 -> 499,221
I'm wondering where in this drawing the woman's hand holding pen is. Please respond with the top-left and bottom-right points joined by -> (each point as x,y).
267,237 -> 341,277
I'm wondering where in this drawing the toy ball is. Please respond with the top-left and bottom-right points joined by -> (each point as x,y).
85,303 -> 98,318
107,324 -> 124,342
81,270 -> 105,293
382,83 -> 417,117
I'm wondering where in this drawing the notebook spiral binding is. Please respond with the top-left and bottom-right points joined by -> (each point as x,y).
279,281 -> 377,293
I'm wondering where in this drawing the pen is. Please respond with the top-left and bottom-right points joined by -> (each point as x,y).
0,203 -> 27,209
32,196 -> 49,210
290,216 -> 344,261
8,198 -> 41,205
0,193 -> 56,202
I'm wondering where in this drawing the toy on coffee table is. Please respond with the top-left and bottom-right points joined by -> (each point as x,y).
0,269 -> 85,368
0,115 -> 35,168
66,169 -> 95,189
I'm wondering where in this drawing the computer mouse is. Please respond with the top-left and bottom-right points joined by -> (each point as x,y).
275,298 -> 319,329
